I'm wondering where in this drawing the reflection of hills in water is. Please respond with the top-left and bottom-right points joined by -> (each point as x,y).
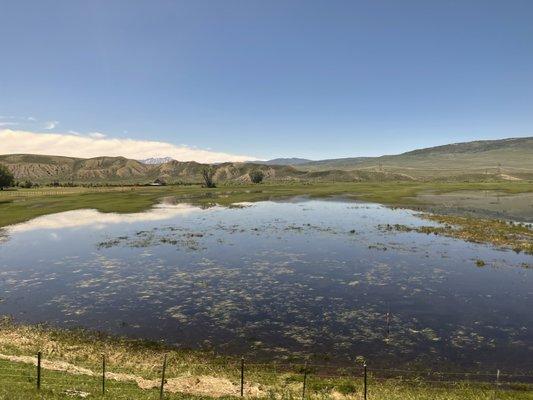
0,199 -> 531,371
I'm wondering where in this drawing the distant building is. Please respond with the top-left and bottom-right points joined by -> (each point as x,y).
150,178 -> 166,186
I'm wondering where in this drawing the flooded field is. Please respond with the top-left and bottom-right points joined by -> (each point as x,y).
416,190 -> 533,222
0,198 -> 531,371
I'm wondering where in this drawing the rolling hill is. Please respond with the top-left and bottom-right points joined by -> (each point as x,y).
1,137 -> 531,184
297,137 -> 533,179
0,154 -> 412,184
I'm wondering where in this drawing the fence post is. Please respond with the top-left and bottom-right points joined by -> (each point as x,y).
240,356 -> 245,397
37,352 -> 41,390
386,304 -> 391,338
494,369 -> 500,400
363,362 -> 367,400
102,354 -> 106,395
159,354 -> 167,400
302,361 -> 308,400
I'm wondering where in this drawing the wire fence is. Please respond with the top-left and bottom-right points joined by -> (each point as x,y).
0,352 -> 531,399
0,186 -> 138,198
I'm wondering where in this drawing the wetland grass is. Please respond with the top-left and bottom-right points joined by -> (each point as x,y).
386,214 -> 533,255
1,181 -> 533,229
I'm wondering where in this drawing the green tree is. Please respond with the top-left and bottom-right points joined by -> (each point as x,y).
0,164 -> 14,190
201,167 -> 216,188
19,180 -> 34,189
249,170 -> 264,184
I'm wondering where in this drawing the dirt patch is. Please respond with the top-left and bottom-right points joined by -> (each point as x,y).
166,375 -> 264,397
0,353 -> 94,375
330,391 -> 358,400
498,174 -> 522,181
0,352 -> 265,397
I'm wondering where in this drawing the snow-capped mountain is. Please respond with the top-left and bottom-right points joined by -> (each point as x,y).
139,157 -> 175,165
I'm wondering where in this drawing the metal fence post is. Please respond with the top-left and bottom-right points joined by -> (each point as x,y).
386,304 -> 391,338
494,369 -> 500,400
302,361 -> 308,400
159,354 -> 167,400
363,362 -> 367,400
102,354 -> 106,395
240,356 -> 245,397
37,352 -> 41,390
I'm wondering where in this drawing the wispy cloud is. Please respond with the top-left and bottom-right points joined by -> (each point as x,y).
44,120 -> 59,130
0,115 -> 38,125
0,129 -> 253,163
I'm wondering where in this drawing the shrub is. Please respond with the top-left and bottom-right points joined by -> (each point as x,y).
249,170 -> 264,184
202,167 -> 216,188
0,164 -> 14,190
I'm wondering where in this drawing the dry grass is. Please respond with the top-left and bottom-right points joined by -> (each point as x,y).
0,319 -> 531,399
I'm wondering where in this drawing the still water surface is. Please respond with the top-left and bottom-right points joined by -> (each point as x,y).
0,199 -> 531,370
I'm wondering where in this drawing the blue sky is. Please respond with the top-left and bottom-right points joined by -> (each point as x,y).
1,0 -> 532,161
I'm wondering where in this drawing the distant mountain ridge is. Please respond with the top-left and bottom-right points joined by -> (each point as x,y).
401,137 -> 532,155
1,137 -> 531,183
254,158 -> 313,166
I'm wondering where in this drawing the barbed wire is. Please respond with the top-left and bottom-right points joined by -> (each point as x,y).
235,361 -> 533,377
0,355 -> 531,398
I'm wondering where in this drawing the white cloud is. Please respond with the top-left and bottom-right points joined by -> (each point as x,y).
44,120 -> 59,129
0,122 -> 19,127
88,132 -> 107,139
0,129 -> 253,163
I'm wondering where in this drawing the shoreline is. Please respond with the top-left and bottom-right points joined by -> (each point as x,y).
2,182 -> 532,257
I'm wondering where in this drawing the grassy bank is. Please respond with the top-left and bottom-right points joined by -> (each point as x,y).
1,181 -> 533,229
0,319 -> 530,399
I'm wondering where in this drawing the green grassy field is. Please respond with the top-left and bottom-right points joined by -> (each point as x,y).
0,321 -> 530,400
1,181 -> 533,228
